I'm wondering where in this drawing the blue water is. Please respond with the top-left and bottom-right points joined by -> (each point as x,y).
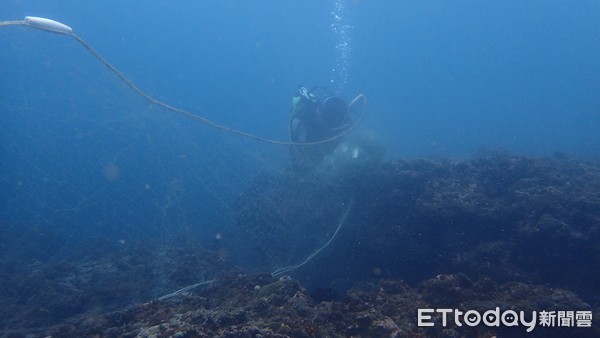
3,1 -> 600,154
1,0 -> 600,328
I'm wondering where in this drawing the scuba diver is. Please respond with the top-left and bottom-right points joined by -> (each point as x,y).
288,86 -> 354,171
289,87 -> 351,144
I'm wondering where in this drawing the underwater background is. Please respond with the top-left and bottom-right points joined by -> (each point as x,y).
1,0 -> 600,336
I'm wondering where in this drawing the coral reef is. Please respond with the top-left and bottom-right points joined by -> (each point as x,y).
2,153 -> 599,336
24,274 -> 600,337
233,153 -> 600,304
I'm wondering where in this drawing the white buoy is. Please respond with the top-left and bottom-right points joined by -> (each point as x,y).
24,16 -> 72,34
